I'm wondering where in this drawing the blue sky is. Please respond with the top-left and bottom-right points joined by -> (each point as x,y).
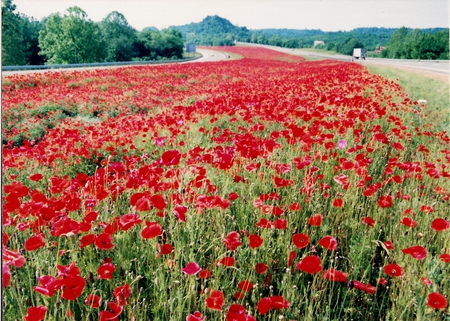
13,0 -> 449,31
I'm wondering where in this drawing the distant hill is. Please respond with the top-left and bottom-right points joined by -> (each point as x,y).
172,15 -> 251,45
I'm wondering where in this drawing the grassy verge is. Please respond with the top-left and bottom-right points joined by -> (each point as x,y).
365,64 -> 450,132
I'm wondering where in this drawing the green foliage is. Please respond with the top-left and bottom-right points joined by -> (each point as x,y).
1,0 -> 26,65
135,28 -> 184,60
38,6 -> 107,64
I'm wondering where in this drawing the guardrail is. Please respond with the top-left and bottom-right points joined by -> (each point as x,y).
2,54 -> 202,71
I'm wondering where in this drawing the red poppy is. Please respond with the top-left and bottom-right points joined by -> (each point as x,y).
205,290 -> 225,311
318,235 -> 338,251
274,219 -> 287,229
257,297 -> 272,315
80,234 -> 96,248
255,262 -> 268,274
223,231 -> 242,250
402,245 -> 427,260
400,217 -> 418,228
421,277 -> 432,286
292,233 -> 310,249
113,283 -> 131,305
378,195 -> 393,208
95,233 -> 114,250
378,277 -> 387,286
307,214 -> 323,227
186,311 -> 205,321
270,295 -> 290,310
182,262 -> 201,275
249,234 -> 263,249
99,302 -> 123,321
157,243 -> 173,257
439,254 -> 450,263
233,292 -> 245,300
24,233 -> 46,252
198,269 -> 211,279
255,218 -> 273,228
322,268 -> 347,283
228,192 -> 239,200
238,280 -> 253,292
288,250 -> 296,267
384,241 -> 394,250
220,257 -> 235,267
130,191 -> 152,212
33,275 -> 59,297
420,205 -> 434,214
98,262 -> 116,280
29,173 -> 44,182
227,304 -> 256,321
296,255 -> 322,274
85,294 -> 101,308
173,205 -> 188,222
118,213 -> 142,231
2,264 -> 10,288
24,306 -> 47,321
60,275 -> 86,300
426,292 -> 447,309
384,263 -> 403,277
141,221 -> 163,239
332,198 -> 344,208
289,202 -> 301,211
362,216 -> 375,227
431,218 -> 450,232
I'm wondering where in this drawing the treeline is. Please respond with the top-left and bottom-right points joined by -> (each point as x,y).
381,27 -> 449,59
1,0 -> 184,66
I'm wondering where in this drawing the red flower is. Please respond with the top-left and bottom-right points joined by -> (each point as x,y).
85,294 -> 101,308
307,214 -> 323,226
223,231 -> 242,250
292,233 -> 309,249
182,262 -> 201,275
130,192 -> 152,212
238,280 -> 253,292
289,202 -> 301,211
384,263 -> 403,277
113,283 -> 131,305
60,275 -> 86,300
400,217 -> 418,228
318,235 -> 338,251
431,218 -> 450,232
99,302 -> 123,321
249,234 -> 263,249
426,292 -> 447,309
378,195 -> 393,208
384,241 -> 394,250
439,254 -> 450,263
159,149 -> 181,166
80,234 -> 96,248
2,264 -> 10,288
33,275 -> 60,297
205,290 -> 225,311
186,311 -> 205,321
296,255 -> 322,274
227,304 -> 256,321
173,205 -> 188,222
220,257 -> 235,267
257,297 -> 272,315
157,243 -> 173,257
24,233 -> 46,252
421,277 -> 432,286
141,221 -> 163,239
362,216 -> 375,227
198,269 -> 211,279
420,205 -> 434,214
95,233 -> 114,250
401,245 -> 427,260
228,192 -> 239,200
332,198 -> 344,208
255,262 -> 268,274
98,262 -> 116,280
118,213 -> 142,231
270,295 -> 290,310
24,306 -> 47,321
322,268 -> 347,283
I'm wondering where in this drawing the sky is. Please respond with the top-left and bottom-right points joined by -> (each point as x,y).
12,0 -> 449,32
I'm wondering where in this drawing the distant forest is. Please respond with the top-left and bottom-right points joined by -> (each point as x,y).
174,15 -> 449,59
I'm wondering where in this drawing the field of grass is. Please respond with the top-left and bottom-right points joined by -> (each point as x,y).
2,46 -> 449,321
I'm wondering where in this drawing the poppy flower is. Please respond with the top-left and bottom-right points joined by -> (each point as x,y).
400,217 -> 418,228
307,214 -> 323,227
198,269 -> 211,279
60,275 -> 86,300
223,231 -> 242,250
431,218 -> 450,232
85,294 -> 101,308
98,262 -> 116,280
24,233 -> 46,252
270,295 -> 290,310
289,202 -> 301,211
378,195 -> 393,208
227,304 -> 256,321
118,213 -> 142,231
332,198 -> 344,208
296,255 -> 322,274
99,301 -> 123,321
29,173 -> 44,182
173,205 -> 188,222
421,277 -> 432,286
95,233 -> 114,250
384,263 -> 403,277
228,192 -> 239,200
157,244 -> 173,257
80,234 -> 96,248
274,219 -> 287,229
384,241 -> 394,250
238,280 -> 253,292
402,245 -> 427,260
249,234 -> 263,249
186,311 -> 206,321
362,216 -> 375,227
255,263 -> 268,274
24,306 -> 47,321
257,297 -> 272,315
33,275 -> 59,297
322,268 -> 347,283
426,292 -> 447,309
181,262 -> 201,275
318,235 -> 338,251
439,254 -> 450,263
2,264 -> 10,288
220,257 -> 235,267
205,290 -> 225,311
255,218 -> 273,228
420,205 -> 434,214
159,149 -> 181,166
141,221 -> 163,239
292,233 -> 310,249
113,283 -> 131,305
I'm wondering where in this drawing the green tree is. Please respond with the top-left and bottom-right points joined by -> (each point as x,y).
2,0 -> 26,65
100,11 -> 137,62
19,13 -> 45,64
39,6 -> 106,64
159,28 -> 184,59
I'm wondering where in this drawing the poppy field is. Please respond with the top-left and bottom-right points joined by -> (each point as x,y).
2,46 -> 449,321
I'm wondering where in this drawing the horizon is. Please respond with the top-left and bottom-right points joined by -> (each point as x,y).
12,0 -> 449,32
